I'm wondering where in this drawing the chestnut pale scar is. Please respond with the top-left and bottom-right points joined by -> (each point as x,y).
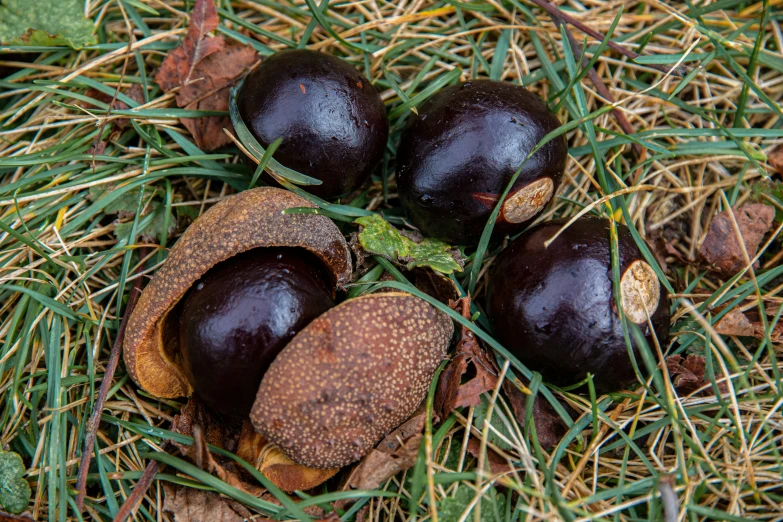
620,260 -> 661,325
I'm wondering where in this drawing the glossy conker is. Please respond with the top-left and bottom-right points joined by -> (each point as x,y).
396,80 -> 567,244
238,49 -> 389,199
179,248 -> 334,417
124,187 -> 351,402
486,216 -> 670,392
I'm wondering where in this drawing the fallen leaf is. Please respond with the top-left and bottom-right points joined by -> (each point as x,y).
0,451 -> 30,515
82,85 -> 144,130
355,214 -> 464,274
666,354 -> 708,394
0,0 -> 96,49
163,484 -> 253,522
0,511 -> 34,522
699,203 -> 775,276
466,438 -> 514,475
154,0 -> 259,150
439,483 -> 507,522
769,144 -> 783,177
715,308 -> 756,337
502,379 -> 566,451
346,409 -> 426,490
171,399 -> 265,497
236,421 -> 338,493
435,298 -> 499,419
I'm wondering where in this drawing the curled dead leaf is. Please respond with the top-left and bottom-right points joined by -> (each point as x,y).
435,297 -> 499,420
769,144 -> 783,177
163,485 -> 254,522
466,438 -> 515,476
666,354 -> 708,394
345,408 -> 426,491
154,0 -> 259,150
699,203 -> 775,276
501,379 -> 566,451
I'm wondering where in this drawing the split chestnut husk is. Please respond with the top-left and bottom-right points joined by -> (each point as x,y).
251,292 -> 454,469
123,187 -> 351,401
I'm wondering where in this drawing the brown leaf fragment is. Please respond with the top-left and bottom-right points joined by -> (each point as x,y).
466,438 -> 514,475
715,308 -> 755,337
699,203 -> 775,276
154,0 -> 259,150
0,511 -> 34,522
502,379 -> 565,451
170,399 -> 265,497
82,85 -> 144,130
769,144 -> 783,177
435,298 -> 499,419
666,354 -> 707,394
346,409 -> 426,490
163,485 -> 251,522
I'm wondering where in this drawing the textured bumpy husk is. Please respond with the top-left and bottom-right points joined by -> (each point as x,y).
251,292 -> 454,469
123,187 -> 352,399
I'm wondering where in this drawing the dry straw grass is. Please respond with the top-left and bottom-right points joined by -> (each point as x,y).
0,0 -> 782,520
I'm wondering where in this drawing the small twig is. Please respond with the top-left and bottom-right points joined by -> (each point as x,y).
112,445 -> 170,522
75,248 -> 150,512
527,0 -> 687,77
558,19 -> 645,159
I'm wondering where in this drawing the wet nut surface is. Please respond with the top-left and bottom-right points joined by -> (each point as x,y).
396,79 -> 567,245
123,187 -> 351,402
239,49 -> 389,199
251,292 -> 454,469
486,216 -> 670,392
179,248 -> 334,417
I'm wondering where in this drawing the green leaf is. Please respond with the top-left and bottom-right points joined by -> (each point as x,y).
90,184 -> 157,217
0,0 -> 96,49
355,214 -> 463,274
113,201 -> 175,244
471,394 -> 514,452
438,482 -> 506,522
0,450 -> 31,514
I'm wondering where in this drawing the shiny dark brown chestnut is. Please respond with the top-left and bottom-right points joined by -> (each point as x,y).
486,216 -> 670,392
396,80 -> 567,245
124,188 -> 352,405
238,49 -> 389,199
179,248 -> 334,417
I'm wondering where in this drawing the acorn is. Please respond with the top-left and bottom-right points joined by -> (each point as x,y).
486,216 -> 670,392
251,292 -> 453,469
238,49 -> 389,199
123,187 -> 352,409
396,80 -> 567,245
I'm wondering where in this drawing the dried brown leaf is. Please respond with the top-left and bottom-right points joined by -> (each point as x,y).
666,354 -> 707,394
714,307 -> 782,342
346,409 -> 426,490
163,484 -> 253,522
502,379 -> 565,451
154,0 -> 259,150
715,308 -> 755,337
171,399 -> 265,497
466,438 -> 514,475
699,203 -> 775,276
769,144 -> 783,177
435,298 -> 499,419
